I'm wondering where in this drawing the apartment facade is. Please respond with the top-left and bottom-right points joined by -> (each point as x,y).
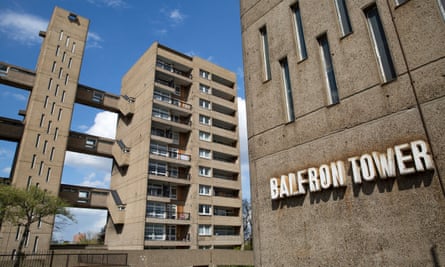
241,0 -> 445,266
0,6 -> 243,255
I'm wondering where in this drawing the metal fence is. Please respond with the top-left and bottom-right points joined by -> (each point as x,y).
0,251 -> 128,267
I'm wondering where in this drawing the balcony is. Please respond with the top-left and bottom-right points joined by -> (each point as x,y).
153,91 -> 192,116
151,115 -> 191,133
149,148 -> 191,167
156,59 -> 192,81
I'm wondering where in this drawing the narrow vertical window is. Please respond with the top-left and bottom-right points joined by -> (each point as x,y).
50,147 -> 55,161
279,58 -> 295,122
438,0 -> 445,21
61,91 -> 66,102
54,85 -> 59,96
15,225 -> 21,240
259,26 -> 272,81
42,140 -> 48,154
364,4 -> 397,83
62,52 -> 66,63
72,42 -> 76,53
65,74 -> 69,85
33,236 -> 39,253
59,30 -> 64,41
68,58 -> 72,69
47,121 -> 52,134
39,114 -> 45,127
44,96 -> 49,109
318,34 -> 340,105
48,78 -> 53,90
54,128 -> 59,141
51,62 -> 56,73
334,0 -> 353,36
58,68 -> 63,79
55,45 -> 60,56
65,36 -> 70,47
38,161 -> 44,176
26,176 -> 32,190
291,2 -> 308,60
51,102 -> 55,115
46,168 -> 51,182
35,134 -> 41,148
31,155 -> 36,169
58,108 -> 63,121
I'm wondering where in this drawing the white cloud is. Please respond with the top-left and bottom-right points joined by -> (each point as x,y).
0,10 -> 47,45
87,0 -> 128,8
237,96 -> 251,200
87,32 -> 104,49
169,9 -> 186,24
86,111 -> 118,139
64,152 -> 112,173
80,172 -> 110,188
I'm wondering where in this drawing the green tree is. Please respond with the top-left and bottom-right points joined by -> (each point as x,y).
0,185 -> 74,267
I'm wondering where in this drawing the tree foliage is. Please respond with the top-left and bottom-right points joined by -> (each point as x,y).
0,185 -> 74,266
242,199 -> 252,245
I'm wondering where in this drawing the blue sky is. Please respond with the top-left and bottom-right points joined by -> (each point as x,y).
0,0 -> 249,241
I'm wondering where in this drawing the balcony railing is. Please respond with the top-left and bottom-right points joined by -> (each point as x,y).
150,150 -> 191,161
154,92 -> 192,110
149,170 -> 190,180
147,211 -> 190,220
156,60 -> 192,79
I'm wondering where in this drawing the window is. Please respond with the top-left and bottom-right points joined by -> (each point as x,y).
149,162 -> 167,176
50,147 -> 55,161
48,78 -> 53,90
51,62 -> 56,73
51,102 -> 55,115
364,4 -> 397,83
199,204 -> 212,215
145,223 -> 165,240
54,127 -> 59,141
93,91 -> 104,103
199,99 -> 211,109
59,30 -> 63,41
55,45 -> 60,56
199,115 -> 211,125
64,74 -> 69,85
259,26 -> 271,80
334,0 -> 353,36
42,140 -> 48,154
47,120 -> 52,134
35,134 -> 41,148
280,58 -> 295,122
85,138 -> 97,149
62,52 -> 66,63
200,84 -> 210,94
395,0 -> 409,6
199,166 -> 211,177
200,70 -> 210,79
65,36 -> 70,47
46,168 -> 51,182
15,225 -> 21,240
58,67 -> 63,79
199,131 -> 211,142
54,85 -> 59,96
26,177 -> 32,190
58,108 -> 63,121
31,155 -> 36,169
32,237 -> 39,253
318,34 -> 340,105
38,161 -> 44,176
147,202 -> 166,218
150,143 -> 168,157
199,148 -> 211,159
291,2 -> 308,60
78,191 -> 89,199
61,90 -> 66,102
199,185 -> 212,196
153,107 -> 170,120
438,0 -> 445,21
198,225 -> 212,236
68,58 -> 72,69
72,42 -> 76,53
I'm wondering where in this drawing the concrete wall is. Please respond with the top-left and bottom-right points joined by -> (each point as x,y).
241,0 -> 445,266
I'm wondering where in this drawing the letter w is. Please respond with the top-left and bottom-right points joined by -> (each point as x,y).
372,148 -> 396,178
